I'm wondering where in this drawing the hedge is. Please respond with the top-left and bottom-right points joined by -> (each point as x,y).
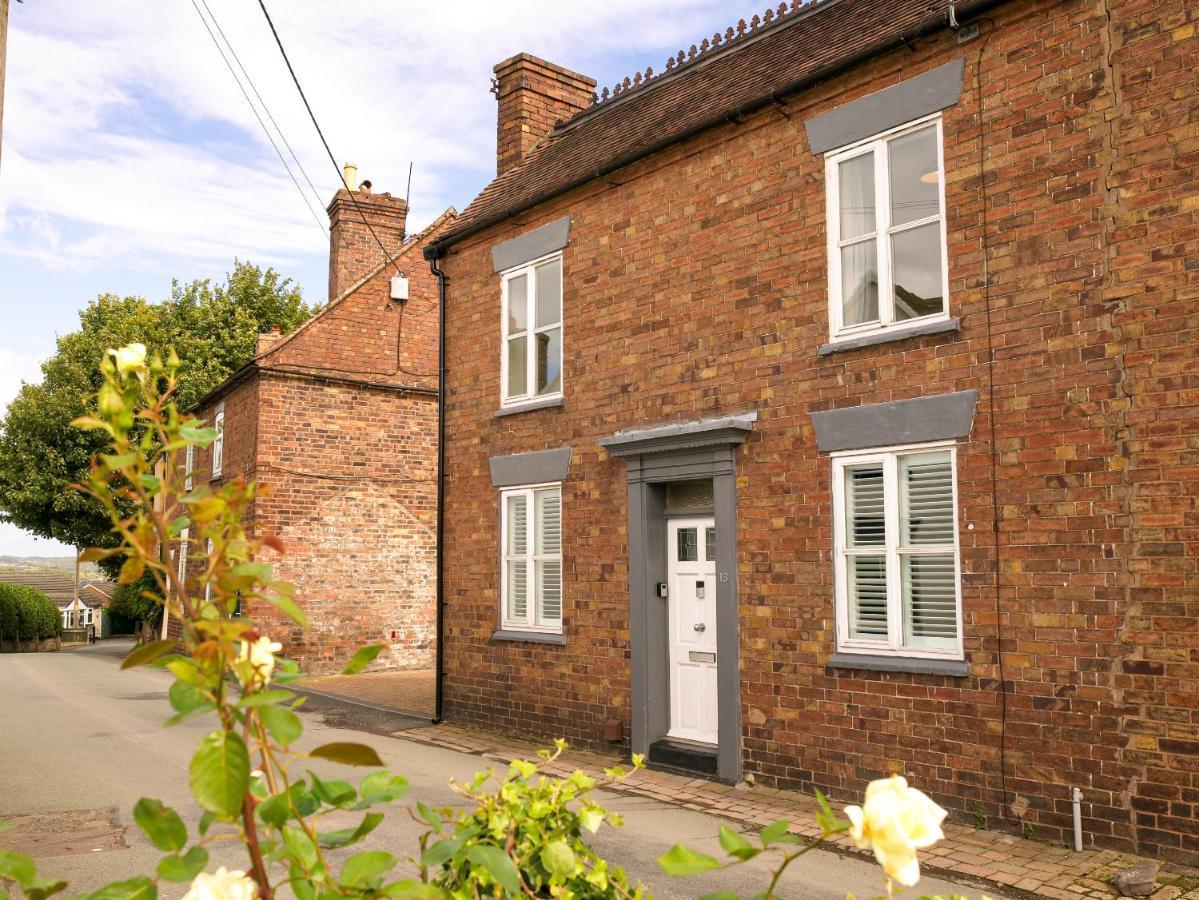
0,584 -> 60,643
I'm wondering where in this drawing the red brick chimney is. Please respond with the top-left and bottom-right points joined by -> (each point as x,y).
327,164 -> 408,299
256,325 -> 282,356
493,54 -> 595,175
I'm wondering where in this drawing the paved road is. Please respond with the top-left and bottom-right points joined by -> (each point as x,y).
0,642 -> 1002,898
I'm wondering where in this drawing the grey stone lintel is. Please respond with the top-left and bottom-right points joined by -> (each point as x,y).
805,60 -> 965,154
489,447 -> 572,487
491,216 -> 572,273
598,411 -> 758,458
811,390 -> 977,453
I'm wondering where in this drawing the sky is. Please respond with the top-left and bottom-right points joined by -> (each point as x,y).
0,0 -> 769,557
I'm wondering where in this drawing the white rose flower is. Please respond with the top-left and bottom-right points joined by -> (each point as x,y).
238,635 -> 283,685
181,867 -> 258,900
844,775 -> 947,887
108,343 -> 147,377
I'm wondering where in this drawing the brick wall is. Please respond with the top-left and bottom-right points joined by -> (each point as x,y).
438,0 -> 1198,863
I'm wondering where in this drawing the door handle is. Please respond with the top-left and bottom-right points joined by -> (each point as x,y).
693,623 -> 706,632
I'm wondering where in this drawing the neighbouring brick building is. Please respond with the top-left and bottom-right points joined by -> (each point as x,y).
424,0 -> 1199,864
172,173 -> 455,674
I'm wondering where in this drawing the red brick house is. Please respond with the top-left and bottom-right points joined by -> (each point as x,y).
424,0 -> 1199,863
171,174 -> 456,675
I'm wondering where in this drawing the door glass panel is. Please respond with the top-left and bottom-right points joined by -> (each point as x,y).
507,274 -> 528,333
705,527 -> 716,562
535,327 -> 561,396
676,527 -> 698,562
534,258 -> 561,329
839,152 -> 876,239
841,240 -> 879,326
889,125 -> 940,226
506,337 -> 527,397
892,222 -> 944,321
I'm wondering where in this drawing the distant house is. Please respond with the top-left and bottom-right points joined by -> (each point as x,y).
171,171 -> 456,675
0,572 -> 114,636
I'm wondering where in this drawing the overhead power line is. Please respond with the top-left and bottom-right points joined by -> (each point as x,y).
188,0 -> 328,236
197,0 -> 326,213
255,0 -> 402,272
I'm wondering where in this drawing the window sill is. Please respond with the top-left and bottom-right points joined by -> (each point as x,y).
494,396 -> 564,418
492,629 -> 566,645
818,318 -> 960,356
826,652 -> 969,677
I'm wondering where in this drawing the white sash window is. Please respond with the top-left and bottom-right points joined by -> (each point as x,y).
501,484 -> 562,633
833,443 -> 963,658
500,254 -> 563,407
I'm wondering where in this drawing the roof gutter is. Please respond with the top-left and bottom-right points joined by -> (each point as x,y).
424,0 -> 1009,260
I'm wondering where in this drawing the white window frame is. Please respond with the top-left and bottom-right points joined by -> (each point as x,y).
831,440 -> 964,660
825,114 -> 950,344
184,444 -> 194,492
177,526 -> 190,590
204,538 -> 214,602
499,482 -> 563,634
211,404 -> 225,480
499,252 -> 564,409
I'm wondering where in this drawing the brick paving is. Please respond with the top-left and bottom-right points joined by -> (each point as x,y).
396,723 -> 1199,900
296,668 -> 435,717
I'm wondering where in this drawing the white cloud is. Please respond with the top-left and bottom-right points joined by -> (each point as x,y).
0,0 -> 764,293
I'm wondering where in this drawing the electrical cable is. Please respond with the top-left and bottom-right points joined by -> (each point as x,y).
255,0 -> 404,274
188,0 -> 328,236
197,0 -> 326,213
971,16 -> 1014,823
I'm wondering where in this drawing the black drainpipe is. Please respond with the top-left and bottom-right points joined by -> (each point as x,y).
426,246 -> 447,724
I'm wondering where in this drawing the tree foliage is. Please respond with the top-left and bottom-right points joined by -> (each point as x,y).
0,583 -> 60,642
0,262 -> 313,579
108,572 -> 163,628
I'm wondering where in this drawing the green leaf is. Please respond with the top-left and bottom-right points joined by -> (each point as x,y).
291,865 -> 315,900
282,826 -> 319,871
189,730 -> 250,817
308,742 -> 383,767
578,806 -> 604,834
81,877 -> 156,900
257,704 -> 302,745
236,689 -> 296,708
319,812 -> 383,849
698,893 -> 741,900
197,811 -> 215,836
23,877 -> 69,900
263,592 -> 308,629
378,881 -> 444,899
717,825 -> 759,860
121,640 -> 176,670
414,801 -> 442,832
256,791 -> 292,829
340,644 -> 385,675
465,845 -> 520,895
359,772 -> 409,807
156,847 -> 208,883
0,851 -> 35,885
132,798 -> 186,852
420,837 -> 464,869
179,424 -> 218,446
657,844 -> 722,877
759,819 -> 790,846
540,840 -> 577,880
308,771 -> 358,807
340,850 -> 396,888
168,679 -> 209,715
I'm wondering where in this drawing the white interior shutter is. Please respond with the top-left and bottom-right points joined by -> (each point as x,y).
535,489 -> 562,625
846,464 -> 887,638
506,494 -> 528,623
900,452 -> 957,644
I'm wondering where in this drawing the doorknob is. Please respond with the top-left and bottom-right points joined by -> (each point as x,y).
693,623 -> 706,632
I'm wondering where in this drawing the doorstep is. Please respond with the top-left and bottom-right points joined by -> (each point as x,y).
397,723 -> 1199,900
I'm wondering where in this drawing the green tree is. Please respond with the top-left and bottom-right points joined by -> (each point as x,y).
0,262 -> 313,579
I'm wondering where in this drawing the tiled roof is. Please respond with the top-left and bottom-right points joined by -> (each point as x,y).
434,0 -> 992,249
0,572 -> 117,608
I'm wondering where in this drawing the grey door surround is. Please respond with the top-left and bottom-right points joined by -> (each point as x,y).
599,411 -> 755,783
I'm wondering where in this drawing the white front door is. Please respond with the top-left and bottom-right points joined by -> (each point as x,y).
667,517 -> 718,744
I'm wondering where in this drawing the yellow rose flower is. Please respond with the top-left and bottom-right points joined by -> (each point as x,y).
237,635 -> 283,686
844,775 -> 947,887
181,867 -> 258,900
107,343 -> 147,377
